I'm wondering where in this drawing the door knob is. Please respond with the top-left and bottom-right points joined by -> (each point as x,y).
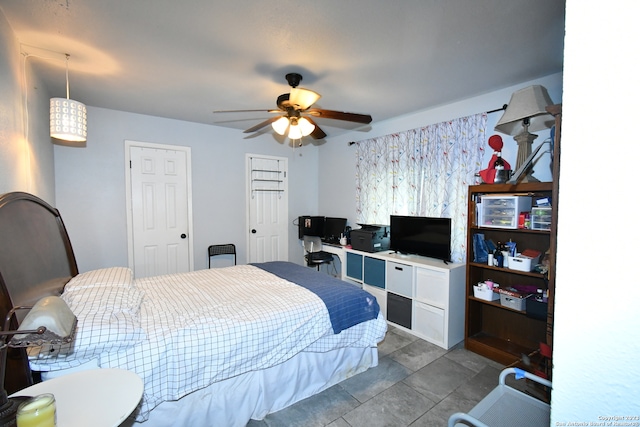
181,234 -> 187,239
251,229 -> 257,234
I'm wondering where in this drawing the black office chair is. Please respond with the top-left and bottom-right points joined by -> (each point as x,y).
208,244 -> 236,268
303,236 -> 334,271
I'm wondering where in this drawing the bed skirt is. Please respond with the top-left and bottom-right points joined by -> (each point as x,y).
125,345 -> 378,426
43,345 -> 378,427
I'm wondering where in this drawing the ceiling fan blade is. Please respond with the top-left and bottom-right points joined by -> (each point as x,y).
304,117 -> 327,139
289,88 -> 321,110
244,116 -> 282,133
306,109 -> 372,124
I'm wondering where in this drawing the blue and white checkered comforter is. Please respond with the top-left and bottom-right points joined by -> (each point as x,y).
28,263 -> 387,422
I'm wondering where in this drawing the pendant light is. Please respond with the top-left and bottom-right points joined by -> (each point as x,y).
50,54 -> 87,142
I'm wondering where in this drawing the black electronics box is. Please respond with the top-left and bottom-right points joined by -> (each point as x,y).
350,224 -> 390,252
298,216 -> 325,239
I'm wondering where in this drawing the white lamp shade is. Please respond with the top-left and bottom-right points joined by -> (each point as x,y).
287,123 -> 303,140
271,116 -> 290,135
50,98 -> 87,142
494,85 -> 555,135
289,88 -> 321,110
297,117 -> 315,137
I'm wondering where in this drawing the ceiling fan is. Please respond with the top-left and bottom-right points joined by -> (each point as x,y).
214,73 -> 372,140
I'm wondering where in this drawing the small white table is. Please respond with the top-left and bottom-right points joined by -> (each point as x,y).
10,368 -> 143,427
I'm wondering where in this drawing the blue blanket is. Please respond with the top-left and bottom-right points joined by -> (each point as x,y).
252,261 -> 380,334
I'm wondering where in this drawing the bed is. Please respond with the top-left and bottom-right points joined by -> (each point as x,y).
0,192 -> 387,426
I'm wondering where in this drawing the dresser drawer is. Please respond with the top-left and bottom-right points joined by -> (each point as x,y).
415,267 -> 448,308
413,301 -> 444,346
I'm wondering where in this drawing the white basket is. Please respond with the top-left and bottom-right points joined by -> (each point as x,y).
473,284 -> 500,301
507,254 -> 540,272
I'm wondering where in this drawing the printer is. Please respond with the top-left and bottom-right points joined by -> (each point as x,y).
350,224 -> 390,253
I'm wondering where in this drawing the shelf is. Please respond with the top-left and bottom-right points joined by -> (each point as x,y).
468,262 -> 547,279
469,182 -> 552,194
466,332 -> 537,366
251,169 -> 282,173
465,180 -> 556,368
468,295 -> 530,314
470,226 -> 550,235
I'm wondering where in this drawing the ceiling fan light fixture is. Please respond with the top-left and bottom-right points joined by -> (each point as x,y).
287,121 -> 303,140
271,116 -> 290,135
298,117 -> 315,137
289,88 -> 321,110
219,73 -> 371,142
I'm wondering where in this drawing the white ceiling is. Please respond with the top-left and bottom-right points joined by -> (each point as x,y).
1,0 -> 565,139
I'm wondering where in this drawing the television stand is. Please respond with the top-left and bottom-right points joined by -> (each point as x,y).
344,248 -> 465,349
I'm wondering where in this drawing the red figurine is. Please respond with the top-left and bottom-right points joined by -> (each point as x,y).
478,135 -> 512,184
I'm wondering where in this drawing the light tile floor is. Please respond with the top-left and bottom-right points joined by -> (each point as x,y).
246,326 -> 507,427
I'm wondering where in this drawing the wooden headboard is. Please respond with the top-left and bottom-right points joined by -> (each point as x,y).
0,192 -> 78,393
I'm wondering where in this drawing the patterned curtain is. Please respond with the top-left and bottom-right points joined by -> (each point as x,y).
355,113 -> 487,262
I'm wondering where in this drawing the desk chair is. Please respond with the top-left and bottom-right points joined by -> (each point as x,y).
303,236 -> 334,271
208,244 -> 236,268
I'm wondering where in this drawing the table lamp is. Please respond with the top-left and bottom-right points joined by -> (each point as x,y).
0,296 -> 77,426
495,85 -> 555,182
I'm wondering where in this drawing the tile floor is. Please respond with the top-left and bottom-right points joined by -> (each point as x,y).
246,326 -> 508,427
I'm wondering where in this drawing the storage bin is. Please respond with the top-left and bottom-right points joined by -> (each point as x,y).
477,196 -> 532,229
526,297 -> 548,320
387,292 -> 412,329
499,291 -> 531,311
531,206 -> 552,231
387,261 -> 413,297
473,284 -> 500,301
507,253 -> 540,272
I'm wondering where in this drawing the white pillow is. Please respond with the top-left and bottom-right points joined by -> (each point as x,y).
63,288 -> 143,316
65,267 -> 133,290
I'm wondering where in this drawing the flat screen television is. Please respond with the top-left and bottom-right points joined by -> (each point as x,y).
390,215 -> 452,262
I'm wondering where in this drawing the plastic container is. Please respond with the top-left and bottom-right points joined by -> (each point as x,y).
500,292 -> 530,311
473,284 -> 500,301
526,297 -> 548,320
531,206 -> 552,231
477,196 -> 532,229
507,253 -> 540,272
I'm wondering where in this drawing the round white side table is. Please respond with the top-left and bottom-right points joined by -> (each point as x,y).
10,368 -> 143,427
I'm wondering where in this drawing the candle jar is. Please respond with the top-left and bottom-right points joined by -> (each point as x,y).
16,393 -> 56,427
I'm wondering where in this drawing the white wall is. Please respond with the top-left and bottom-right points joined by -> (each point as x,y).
54,107 -> 319,272
318,73 -> 563,227
0,11 -> 56,203
550,0 -> 640,422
